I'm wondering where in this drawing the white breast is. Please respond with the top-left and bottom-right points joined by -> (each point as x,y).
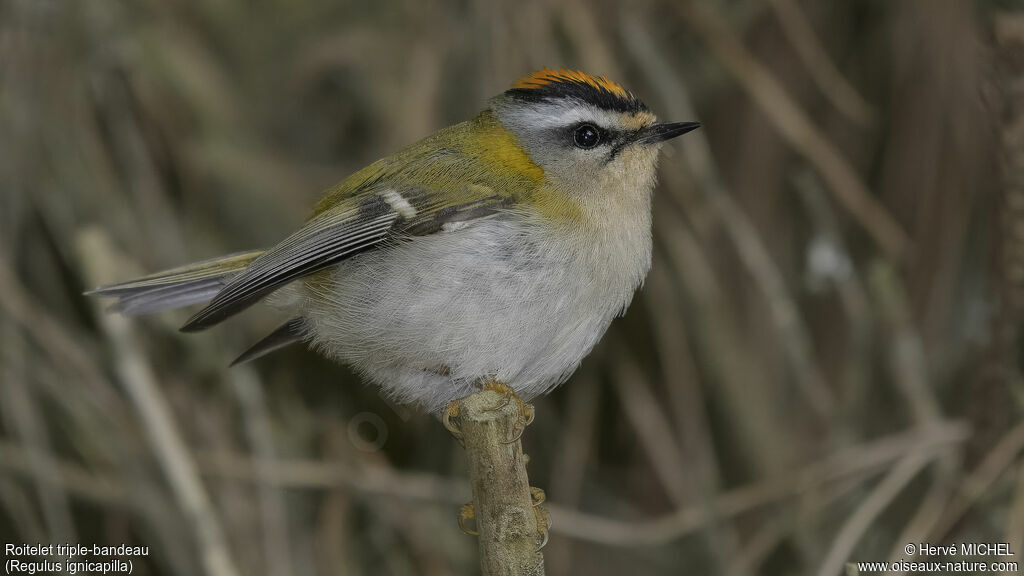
296,208 -> 652,414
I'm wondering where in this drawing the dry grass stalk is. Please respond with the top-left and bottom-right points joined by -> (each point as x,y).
679,0 -> 909,259
77,229 -> 242,576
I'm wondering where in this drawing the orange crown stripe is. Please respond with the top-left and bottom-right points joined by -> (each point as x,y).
511,68 -> 631,100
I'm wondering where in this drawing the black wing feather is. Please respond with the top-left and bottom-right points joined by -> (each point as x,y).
230,318 -> 306,366
180,209 -> 398,331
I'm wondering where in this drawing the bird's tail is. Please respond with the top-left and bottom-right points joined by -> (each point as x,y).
86,250 -> 264,316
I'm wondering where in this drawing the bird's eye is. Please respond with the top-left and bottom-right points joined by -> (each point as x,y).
573,124 -> 601,149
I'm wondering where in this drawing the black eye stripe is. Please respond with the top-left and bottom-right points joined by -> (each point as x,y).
607,129 -> 642,160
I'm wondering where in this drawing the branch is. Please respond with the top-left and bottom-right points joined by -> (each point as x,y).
452,389 -> 546,576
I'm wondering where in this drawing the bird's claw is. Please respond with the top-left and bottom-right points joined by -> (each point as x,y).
531,487 -> 550,550
443,398 -> 463,443
477,379 -> 535,444
457,501 -> 478,535
505,402 -> 534,444
455,489 -> 549,549
478,378 -> 514,410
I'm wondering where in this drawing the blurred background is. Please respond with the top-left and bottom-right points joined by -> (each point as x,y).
1,0 -> 1021,574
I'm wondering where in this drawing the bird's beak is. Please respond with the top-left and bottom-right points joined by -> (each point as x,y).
635,121 -> 701,145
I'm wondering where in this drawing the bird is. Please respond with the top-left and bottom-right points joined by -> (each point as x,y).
88,68 -> 699,415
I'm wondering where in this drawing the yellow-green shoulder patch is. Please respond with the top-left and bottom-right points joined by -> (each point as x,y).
468,111 -> 544,185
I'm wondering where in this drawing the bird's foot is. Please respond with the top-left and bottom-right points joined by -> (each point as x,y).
477,378 -> 535,443
531,486 -> 551,550
442,379 -> 534,444
442,398 -> 463,443
454,488 -> 550,548
457,501 -> 478,535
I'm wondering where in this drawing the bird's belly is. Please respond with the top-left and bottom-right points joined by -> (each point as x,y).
298,217 -> 640,412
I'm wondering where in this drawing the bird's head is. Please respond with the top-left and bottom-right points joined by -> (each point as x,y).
489,69 -> 699,206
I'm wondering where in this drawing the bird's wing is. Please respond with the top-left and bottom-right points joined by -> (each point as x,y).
87,250 -> 263,315
230,317 -> 306,366
181,113 -> 543,331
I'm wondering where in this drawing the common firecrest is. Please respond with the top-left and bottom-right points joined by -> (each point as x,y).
89,68 -> 699,413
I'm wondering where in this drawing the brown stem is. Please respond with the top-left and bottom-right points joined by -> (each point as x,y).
454,390 -> 545,576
